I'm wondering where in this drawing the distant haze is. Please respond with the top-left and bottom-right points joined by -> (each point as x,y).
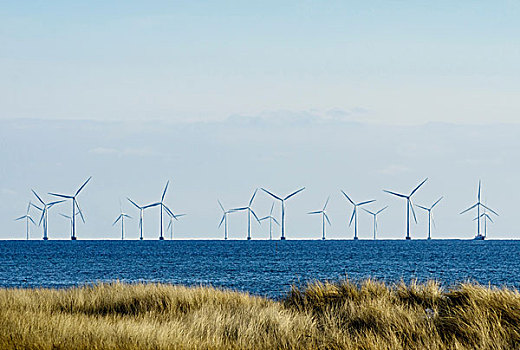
0,117 -> 517,240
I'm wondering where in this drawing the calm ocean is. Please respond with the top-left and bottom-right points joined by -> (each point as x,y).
1,240 -> 518,298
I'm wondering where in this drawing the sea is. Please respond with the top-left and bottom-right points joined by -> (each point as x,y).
1,240 -> 519,298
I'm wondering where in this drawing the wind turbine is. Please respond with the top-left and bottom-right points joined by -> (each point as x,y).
150,181 -> 176,240
384,178 -> 428,240
259,203 -> 279,240
113,203 -> 132,240
340,191 -> 375,240
166,211 -> 185,239
261,187 -> 305,240
232,189 -> 261,240
49,177 -> 92,240
474,210 -> 494,238
218,200 -> 233,240
15,202 -> 36,240
308,197 -> 331,240
127,198 -> 160,240
416,197 -> 443,240
460,181 -> 498,240
30,190 -> 64,240
362,206 -> 388,240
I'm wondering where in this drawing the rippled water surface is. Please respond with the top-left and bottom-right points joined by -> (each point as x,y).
1,240 -> 519,298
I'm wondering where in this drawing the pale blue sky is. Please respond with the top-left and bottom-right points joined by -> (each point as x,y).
1,1 -> 519,123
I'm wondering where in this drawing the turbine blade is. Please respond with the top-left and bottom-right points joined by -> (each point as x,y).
143,202 -> 160,209
218,214 -> 226,228
232,207 -> 248,211
410,178 -> 428,196
431,213 -> 437,228
113,215 -> 122,226
75,200 -> 85,223
249,188 -> 258,207
349,208 -> 356,227
259,216 -> 269,221
362,208 -> 375,215
28,216 -> 36,225
218,199 -> 225,212
167,219 -> 172,230
284,187 -> 305,201
250,208 -> 261,223
59,213 -> 71,219
261,188 -> 282,201
127,198 -> 142,209
30,203 -> 43,211
38,210 -> 45,226
376,206 -> 388,215
383,190 -> 407,198
48,193 -> 73,199
308,211 -> 322,215
162,204 -> 176,219
340,190 -> 355,205
323,196 -> 330,210
358,200 -> 376,206
416,204 -> 429,211
270,202 -> 275,215
15,216 -> 26,221
431,196 -> 443,209
31,189 -> 45,205
48,200 -> 65,208
460,203 -> 478,215
481,204 -> 498,216
478,180 -> 481,201
75,176 -> 92,196
272,217 -> 280,226
161,180 -> 170,201
409,199 -> 418,224
324,212 -> 332,226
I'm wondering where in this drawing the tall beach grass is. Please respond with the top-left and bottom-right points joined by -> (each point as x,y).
1,279 -> 520,349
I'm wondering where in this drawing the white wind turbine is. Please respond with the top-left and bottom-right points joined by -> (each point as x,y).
416,197 -> 443,240
460,181 -> 498,240
218,200 -> 233,240
362,206 -> 388,240
127,198 -> 160,240
261,187 -> 305,240
113,203 -> 132,240
308,197 -> 331,240
15,202 -> 36,240
384,178 -> 428,240
149,181 -> 176,240
49,177 -> 92,240
232,189 -> 261,240
30,190 -> 64,240
166,211 -> 185,240
341,191 -> 375,240
259,203 -> 279,240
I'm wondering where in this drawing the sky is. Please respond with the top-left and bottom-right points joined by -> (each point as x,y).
0,1 -> 519,239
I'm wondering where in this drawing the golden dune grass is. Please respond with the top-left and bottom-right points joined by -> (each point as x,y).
1,279 -> 520,349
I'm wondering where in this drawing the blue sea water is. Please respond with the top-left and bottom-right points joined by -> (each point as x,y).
1,240 -> 519,298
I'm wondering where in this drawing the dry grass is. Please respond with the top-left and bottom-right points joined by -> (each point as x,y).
1,279 -> 520,349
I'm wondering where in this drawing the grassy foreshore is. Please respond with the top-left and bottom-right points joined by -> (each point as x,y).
1,280 -> 520,349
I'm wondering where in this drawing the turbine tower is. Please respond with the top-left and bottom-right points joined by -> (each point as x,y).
307,197 -> 331,240
261,187 -> 305,240
340,191 -> 375,240
416,197 -> 443,240
218,200 -> 232,240
49,176 -> 92,240
259,203 -> 279,240
232,189 -> 261,240
15,202 -> 36,240
127,198 -> 160,240
460,181 -> 498,240
362,206 -> 388,240
474,210 -> 494,238
384,178 -> 428,240
166,211 -> 185,239
113,203 -> 132,240
30,190 -> 64,240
